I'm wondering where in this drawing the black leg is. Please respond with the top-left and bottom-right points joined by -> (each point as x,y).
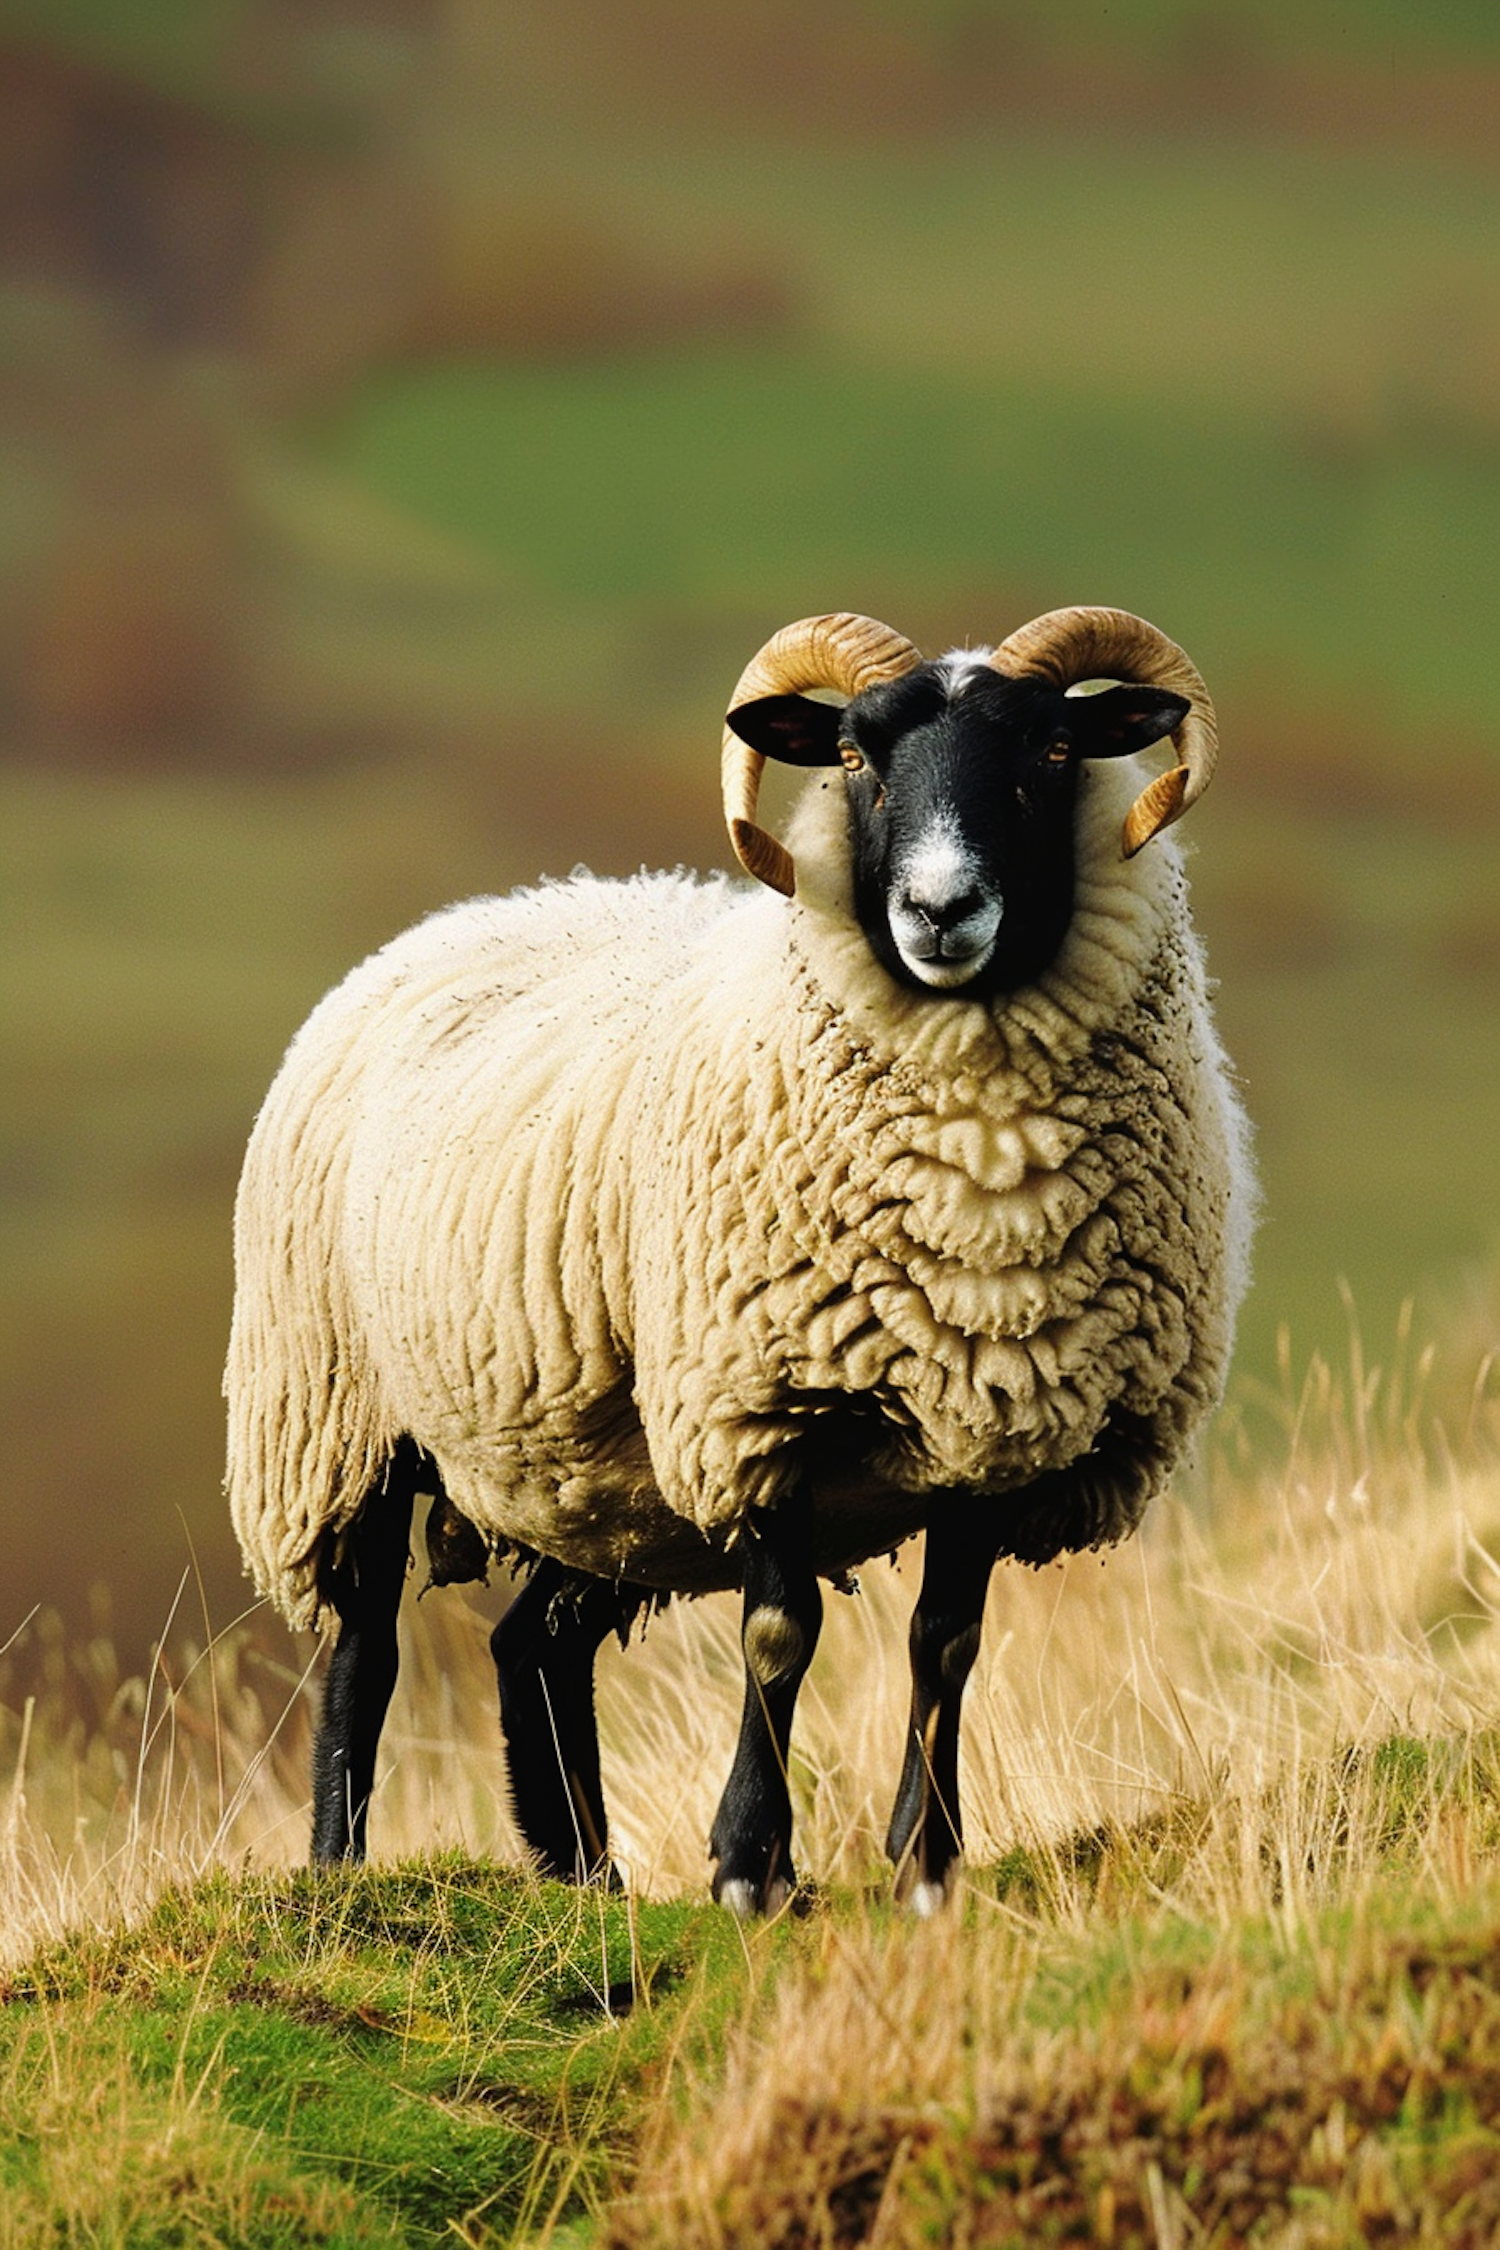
709,1506 -> 823,1918
310,1446 -> 419,1864
885,1510 -> 999,1911
490,1560 -> 633,1883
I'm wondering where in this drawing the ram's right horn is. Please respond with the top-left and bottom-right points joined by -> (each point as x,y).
723,613 -> 922,895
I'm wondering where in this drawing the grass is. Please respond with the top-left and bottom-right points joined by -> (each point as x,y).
607,1867 -> 1500,2247
0,1859 -> 748,2245
17,1834 -> 1500,2249
15,1824 -> 1500,2246
2,1311 -> 1499,2239
320,342 -> 1500,742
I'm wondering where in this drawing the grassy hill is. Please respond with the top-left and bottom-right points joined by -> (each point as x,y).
0,1858 -> 734,2244
12,1832 -> 1500,2244
3,1314 -> 1499,2240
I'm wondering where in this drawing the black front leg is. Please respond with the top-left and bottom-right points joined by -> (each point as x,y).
490,1560 -> 636,1883
885,1508 -> 999,1911
311,1445 -> 419,1864
709,1504 -> 823,1918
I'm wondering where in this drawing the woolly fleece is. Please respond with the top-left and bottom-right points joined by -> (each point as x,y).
225,757 -> 1254,1631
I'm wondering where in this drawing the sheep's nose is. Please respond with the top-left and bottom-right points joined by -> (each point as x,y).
896,885 -> 1002,964
909,886 -> 985,935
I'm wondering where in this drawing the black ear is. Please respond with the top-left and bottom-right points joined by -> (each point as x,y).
724,694 -> 846,767
1067,686 -> 1191,759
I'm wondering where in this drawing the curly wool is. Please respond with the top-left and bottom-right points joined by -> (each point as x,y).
225,757 -> 1254,1632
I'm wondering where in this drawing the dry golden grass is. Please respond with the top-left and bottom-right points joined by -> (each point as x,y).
604,1854 -> 1500,2247
597,1309 -> 1500,1900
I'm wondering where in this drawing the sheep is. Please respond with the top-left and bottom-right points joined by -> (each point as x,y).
225,604 -> 1255,1915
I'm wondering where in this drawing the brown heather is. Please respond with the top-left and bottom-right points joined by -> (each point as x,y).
604,1896 -> 1500,2248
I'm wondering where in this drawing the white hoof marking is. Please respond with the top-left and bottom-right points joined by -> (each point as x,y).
717,1874 -> 792,1921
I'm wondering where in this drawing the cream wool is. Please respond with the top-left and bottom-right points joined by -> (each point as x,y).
226,753 -> 1252,1636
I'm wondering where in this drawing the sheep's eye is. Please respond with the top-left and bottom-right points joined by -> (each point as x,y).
838,741 -> 865,774
1046,737 -> 1071,765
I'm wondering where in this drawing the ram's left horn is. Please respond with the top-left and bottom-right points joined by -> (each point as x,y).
723,613 -> 922,895
991,607 -> 1217,857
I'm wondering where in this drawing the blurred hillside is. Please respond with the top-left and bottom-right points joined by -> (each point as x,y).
2,0 -> 1498,1662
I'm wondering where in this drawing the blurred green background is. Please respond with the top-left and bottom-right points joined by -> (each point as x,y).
2,0 -> 1497,1661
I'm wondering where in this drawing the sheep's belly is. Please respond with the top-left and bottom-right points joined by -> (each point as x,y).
427,1423 -> 708,1591
431,1442 -> 934,1596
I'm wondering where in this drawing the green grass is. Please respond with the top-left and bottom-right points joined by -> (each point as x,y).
320,341 -> 1500,745
0,1858 -> 757,2245
871,0 -> 1500,61
11,1765 -> 1500,2246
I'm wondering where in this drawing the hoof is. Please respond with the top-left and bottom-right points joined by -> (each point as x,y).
893,1851 -> 960,1915
715,1872 -> 793,1921
309,1840 -> 367,1871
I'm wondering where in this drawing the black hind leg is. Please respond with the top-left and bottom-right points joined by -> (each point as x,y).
310,1441 -> 420,1864
490,1561 -> 634,1882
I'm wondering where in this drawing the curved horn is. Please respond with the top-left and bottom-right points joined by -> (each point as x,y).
991,607 -> 1217,856
723,613 -> 922,895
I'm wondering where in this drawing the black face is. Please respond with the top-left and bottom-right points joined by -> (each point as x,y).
725,658 -> 1190,999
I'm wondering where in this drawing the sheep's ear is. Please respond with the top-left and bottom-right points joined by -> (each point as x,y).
1067,686 -> 1192,759
724,694 -> 846,767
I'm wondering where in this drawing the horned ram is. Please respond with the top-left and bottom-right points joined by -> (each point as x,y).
224,605 -> 1255,1914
